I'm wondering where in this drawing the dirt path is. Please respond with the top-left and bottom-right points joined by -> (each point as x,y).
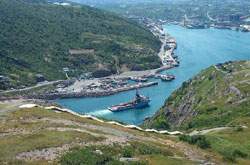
0,80 -> 63,94
189,127 -> 230,136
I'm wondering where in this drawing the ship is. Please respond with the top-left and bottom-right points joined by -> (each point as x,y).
108,90 -> 150,112
160,74 -> 175,81
155,74 -> 175,81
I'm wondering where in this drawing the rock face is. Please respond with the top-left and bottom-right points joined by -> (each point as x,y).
143,61 -> 250,130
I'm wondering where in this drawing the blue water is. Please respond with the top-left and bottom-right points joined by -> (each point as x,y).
57,25 -> 250,125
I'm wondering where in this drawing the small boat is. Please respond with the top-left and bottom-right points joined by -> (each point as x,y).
108,90 -> 150,112
160,75 -> 175,81
154,74 -> 175,81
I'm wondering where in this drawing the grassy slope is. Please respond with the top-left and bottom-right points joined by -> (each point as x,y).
0,0 -> 161,89
0,101 -> 210,165
144,61 -> 250,130
144,60 -> 250,163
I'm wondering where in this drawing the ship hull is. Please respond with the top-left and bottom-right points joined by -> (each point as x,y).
108,101 -> 149,112
108,91 -> 150,112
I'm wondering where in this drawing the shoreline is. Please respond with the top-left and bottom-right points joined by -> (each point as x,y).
13,101 -> 182,135
166,21 -> 250,32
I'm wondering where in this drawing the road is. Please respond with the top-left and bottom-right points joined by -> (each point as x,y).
0,80 -> 64,94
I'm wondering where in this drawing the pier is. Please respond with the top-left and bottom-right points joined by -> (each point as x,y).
29,81 -> 158,100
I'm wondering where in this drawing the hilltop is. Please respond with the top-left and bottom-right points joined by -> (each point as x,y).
144,60 -> 250,163
0,0 -> 161,90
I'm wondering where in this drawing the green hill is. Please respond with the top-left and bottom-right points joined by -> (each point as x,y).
0,0 -> 161,89
144,61 -> 250,163
144,61 -> 250,131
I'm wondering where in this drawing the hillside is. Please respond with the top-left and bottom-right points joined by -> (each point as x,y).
0,0 -> 161,90
144,61 -> 250,130
0,100 -> 218,164
144,61 -> 250,163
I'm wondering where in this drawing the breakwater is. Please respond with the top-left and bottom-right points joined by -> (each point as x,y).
28,81 -> 158,100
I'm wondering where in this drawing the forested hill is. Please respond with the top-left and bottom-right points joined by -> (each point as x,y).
0,0 -> 161,89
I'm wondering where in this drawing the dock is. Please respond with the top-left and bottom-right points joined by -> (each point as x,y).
29,81 -> 159,100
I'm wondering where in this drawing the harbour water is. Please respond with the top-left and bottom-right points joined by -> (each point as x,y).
57,25 -> 250,125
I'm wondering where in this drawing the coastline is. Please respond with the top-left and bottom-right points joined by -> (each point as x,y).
15,101 -> 182,135
168,20 -> 250,32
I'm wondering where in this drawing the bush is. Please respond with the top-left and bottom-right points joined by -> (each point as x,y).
222,149 -> 248,162
232,149 -> 248,158
222,151 -> 236,162
60,147 -> 114,165
131,142 -> 172,156
179,135 -> 210,149
122,146 -> 134,157
151,115 -> 170,130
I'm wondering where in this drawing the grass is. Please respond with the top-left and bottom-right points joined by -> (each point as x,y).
0,106 -> 106,164
0,103 -> 218,164
0,130 -> 102,163
142,155 -> 194,165
202,117 -> 250,163
179,135 -> 211,149
60,141 -> 176,165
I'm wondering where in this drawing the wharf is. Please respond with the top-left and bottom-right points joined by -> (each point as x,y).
28,81 -> 158,100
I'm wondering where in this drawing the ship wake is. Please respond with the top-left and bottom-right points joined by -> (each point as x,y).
87,109 -> 112,116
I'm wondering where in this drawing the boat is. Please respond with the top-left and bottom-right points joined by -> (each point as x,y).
160,74 -> 175,81
154,74 -> 176,81
108,90 -> 150,112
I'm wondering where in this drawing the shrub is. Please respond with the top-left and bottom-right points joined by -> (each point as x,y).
60,147 -> 114,165
179,135 -> 210,149
222,149 -> 248,162
151,115 -> 170,130
222,151 -> 236,162
232,149 -> 248,158
132,142 -> 172,156
122,146 -> 134,157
